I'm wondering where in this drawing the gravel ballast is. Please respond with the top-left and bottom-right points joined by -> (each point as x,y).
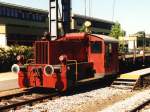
100,89 -> 150,112
13,87 -> 132,112
8,87 -> 150,112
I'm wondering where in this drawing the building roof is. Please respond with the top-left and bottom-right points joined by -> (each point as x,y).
0,1 -> 48,14
72,14 -> 115,25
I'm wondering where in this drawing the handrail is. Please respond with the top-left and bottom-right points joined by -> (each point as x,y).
67,60 -> 78,80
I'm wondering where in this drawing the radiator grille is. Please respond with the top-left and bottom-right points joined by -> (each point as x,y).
35,41 -> 49,64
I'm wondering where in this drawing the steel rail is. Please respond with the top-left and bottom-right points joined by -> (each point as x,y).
0,91 -> 31,101
130,99 -> 150,112
0,90 -> 58,111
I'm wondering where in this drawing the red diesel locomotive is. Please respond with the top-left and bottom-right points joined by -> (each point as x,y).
12,33 -> 119,91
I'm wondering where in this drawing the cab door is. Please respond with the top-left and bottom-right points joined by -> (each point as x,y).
105,43 -> 118,74
89,41 -> 105,75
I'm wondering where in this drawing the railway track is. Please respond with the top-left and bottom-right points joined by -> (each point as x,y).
0,88 -> 59,111
130,99 -> 150,112
0,78 -> 112,111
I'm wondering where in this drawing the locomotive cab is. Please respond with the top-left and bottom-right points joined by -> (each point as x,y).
12,33 -> 118,91
88,34 -> 119,78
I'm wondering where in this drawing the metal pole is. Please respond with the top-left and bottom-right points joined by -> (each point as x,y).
133,39 -> 136,64
89,0 -> 91,16
143,35 -> 145,64
49,0 -> 51,33
56,0 -> 58,38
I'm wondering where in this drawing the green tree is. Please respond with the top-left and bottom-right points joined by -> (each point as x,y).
109,21 -> 124,39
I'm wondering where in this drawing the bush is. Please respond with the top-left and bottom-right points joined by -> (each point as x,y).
0,46 -> 33,72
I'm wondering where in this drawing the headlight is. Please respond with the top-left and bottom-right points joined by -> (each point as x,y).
11,64 -> 20,74
44,65 -> 54,76
59,55 -> 67,62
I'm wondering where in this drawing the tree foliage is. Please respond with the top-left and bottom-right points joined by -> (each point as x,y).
136,31 -> 145,38
109,22 -> 124,39
0,46 -> 33,72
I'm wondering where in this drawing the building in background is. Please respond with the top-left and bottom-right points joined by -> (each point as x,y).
0,2 -> 114,46
119,34 -> 150,53
0,2 -> 48,46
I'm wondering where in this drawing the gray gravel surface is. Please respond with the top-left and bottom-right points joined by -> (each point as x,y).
100,89 -> 150,112
11,87 -> 129,112
9,87 -> 150,112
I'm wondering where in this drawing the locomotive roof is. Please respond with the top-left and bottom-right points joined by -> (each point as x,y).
59,33 -> 118,43
92,34 -> 118,43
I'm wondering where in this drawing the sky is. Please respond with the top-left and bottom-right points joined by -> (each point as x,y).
0,0 -> 150,35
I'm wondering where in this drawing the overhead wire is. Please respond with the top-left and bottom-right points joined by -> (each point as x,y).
112,0 -> 116,21
89,0 -> 91,17
84,0 -> 87,17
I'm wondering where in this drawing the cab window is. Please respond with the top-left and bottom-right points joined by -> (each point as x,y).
108,44 -> 112,53
91,42 -> 102,53
105,43 -> 112,67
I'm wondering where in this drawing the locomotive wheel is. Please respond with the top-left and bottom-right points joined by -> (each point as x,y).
55,80 -> 65,91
